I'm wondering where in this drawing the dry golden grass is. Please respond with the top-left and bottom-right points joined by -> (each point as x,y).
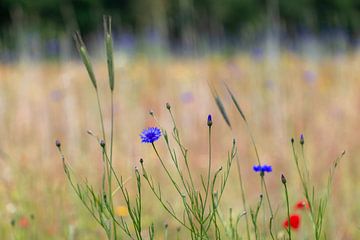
0,51 -> 359,239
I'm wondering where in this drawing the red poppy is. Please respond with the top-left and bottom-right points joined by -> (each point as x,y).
18,216 -> 30,228
295,200 -> 310,210
283,214 -> 301,230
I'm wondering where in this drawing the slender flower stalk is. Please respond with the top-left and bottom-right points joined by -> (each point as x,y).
235,155 -> 251,240
198,114 -> 213,238
260,173 -> 275,240
281,174 -> 292,240
299,134 -> 310,184
250,194 -> 263,240
203,115 -> 212,213
149,141 -> 184,199
165,105 -> 196,192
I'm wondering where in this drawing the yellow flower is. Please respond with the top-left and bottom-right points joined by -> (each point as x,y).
116,206 -> 129,217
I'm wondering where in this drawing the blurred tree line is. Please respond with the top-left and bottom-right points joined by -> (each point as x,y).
0,0 -> 359,44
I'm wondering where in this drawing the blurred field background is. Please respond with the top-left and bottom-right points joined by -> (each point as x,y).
0,0 -> 360,239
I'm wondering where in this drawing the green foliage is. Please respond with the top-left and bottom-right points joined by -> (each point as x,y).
0,0 -> 359,39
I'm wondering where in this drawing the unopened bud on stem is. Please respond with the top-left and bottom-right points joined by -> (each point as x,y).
207,114 -> 213,127
166,102 -> 171,110
300,134 -> 305,145
55,140 -> 61,148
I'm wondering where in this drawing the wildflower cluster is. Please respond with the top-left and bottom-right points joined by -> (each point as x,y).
56,17 -> 345,240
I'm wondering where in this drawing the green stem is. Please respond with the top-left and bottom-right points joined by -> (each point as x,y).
168,110 -> 196,193
102,149 -> 142,239
201,126 -> 212,236
283,182 -> 291,240
248,129 -> 261,165
95,90 -> 106,141
261,176 -> 275,240
109,92 -> 117,239
140,163 -> 193,232
301,145 -> 310,186
151,143 -> 183,195
236,155 -> 251,240
291,141 -> 317,237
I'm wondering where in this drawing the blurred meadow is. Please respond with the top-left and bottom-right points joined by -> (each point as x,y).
0,0 -> 360,239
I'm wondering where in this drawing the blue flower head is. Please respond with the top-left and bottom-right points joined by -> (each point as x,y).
253,164 -> 273,174
140,127 -> 162,143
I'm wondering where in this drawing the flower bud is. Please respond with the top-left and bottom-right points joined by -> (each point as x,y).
55,140 -> 61,148
300,134 -> 304,145
281,174 -> 287,184
207,114 -> 213,127
166,102 -> 171,110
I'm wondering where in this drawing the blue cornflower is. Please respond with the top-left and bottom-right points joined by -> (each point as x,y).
140,127 -> 162,143
253,164 -> 273,174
